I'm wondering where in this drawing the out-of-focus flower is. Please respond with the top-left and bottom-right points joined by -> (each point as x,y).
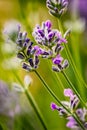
69,0 -> 87,28
0,80 -> 21,117
10,25 -> 41,72
64,19 -> 86,33
78,0 -> 87,22
3,20 -> 20,42
70,0 -> 87,22
46,0 -> 68,18
2,57 -> 21,70
13,75 -> 32,92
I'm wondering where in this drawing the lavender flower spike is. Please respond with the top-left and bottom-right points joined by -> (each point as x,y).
46,0 -> 68,18
50,88 -> 87,129
32,20 -> 67,48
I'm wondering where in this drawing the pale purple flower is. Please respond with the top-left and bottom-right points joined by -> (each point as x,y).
64,88 -> 79,109
64,88 -> 74,98
67,116 -> 77,129
50,89 -> 87,129
70,0 -> 87,25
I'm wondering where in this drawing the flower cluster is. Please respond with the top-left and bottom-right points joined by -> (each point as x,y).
46,0 -> 68,18
33,20 -> 69,72
6,20 -> 68,72
51,88 -> 87,129
15,25 -> 41,72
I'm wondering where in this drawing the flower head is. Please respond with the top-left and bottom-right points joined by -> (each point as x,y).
50,88 -> 86,129
46,0 -> 68,18
33,20 -> 68,70
32,20 -> 67,48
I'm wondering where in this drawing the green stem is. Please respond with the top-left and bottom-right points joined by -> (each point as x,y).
62,71 -> 87,108
64,43 -> 87,89
12,70 -> 47,130
57,18 -> 87,90
34,70 -> 69,111
34,70 -> 85,130
57,19 -> 63,35
48,60 -> 64,91
73,113 -> 85,130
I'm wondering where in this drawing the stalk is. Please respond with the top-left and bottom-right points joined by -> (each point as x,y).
61,71 -> 87,108
57,18 -> 87,90
12,70 -> 47,130
34,70 -> 85,130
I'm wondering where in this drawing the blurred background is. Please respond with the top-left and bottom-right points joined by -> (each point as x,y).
0,0 -> 87,130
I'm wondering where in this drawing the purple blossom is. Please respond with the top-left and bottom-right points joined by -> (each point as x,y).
66,108 -> 87,129
51,102 -> 59,110
52,54 -> 63,65
33,20 -> 68,72
64,88 -> 74,99
64,88 -> 79,109
50,89 -> 87,129
32,20 -> 66,47
14,26 -> 41,71
66,116 -> 77,129
51,102 -> 67,116
52,55 -> 69,72
34,46 -> 45,56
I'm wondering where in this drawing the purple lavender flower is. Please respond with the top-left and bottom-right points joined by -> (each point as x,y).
50,89 -> 87,129
46,0 -> 68,18
51,102 -> 59,110
66,116 -> 77,129
52,54 -> 69,72
64,88 -> 74,99
51,102 -> 67,116
67,108 -> 87,129
64,88 -> 79,110
52,54 -> 63,65
32,20 -> 67,47
13,26 -> 42,72
33,20 -> 68,68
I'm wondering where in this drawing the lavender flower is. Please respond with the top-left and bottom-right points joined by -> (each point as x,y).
14,26 -> 42,72
33,20 -> 68,72
33,20 -> 67,47
66,116 -> 77,129
67,108 -> 87,129
52,54 -> 69,72
46,0 -> 68,18
50,88 -> 87,129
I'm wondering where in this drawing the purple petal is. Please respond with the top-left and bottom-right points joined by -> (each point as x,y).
52,54 -> 63,65
45,20 -> 52,29
50,102 -> 59,110
64,88 -> 73,98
